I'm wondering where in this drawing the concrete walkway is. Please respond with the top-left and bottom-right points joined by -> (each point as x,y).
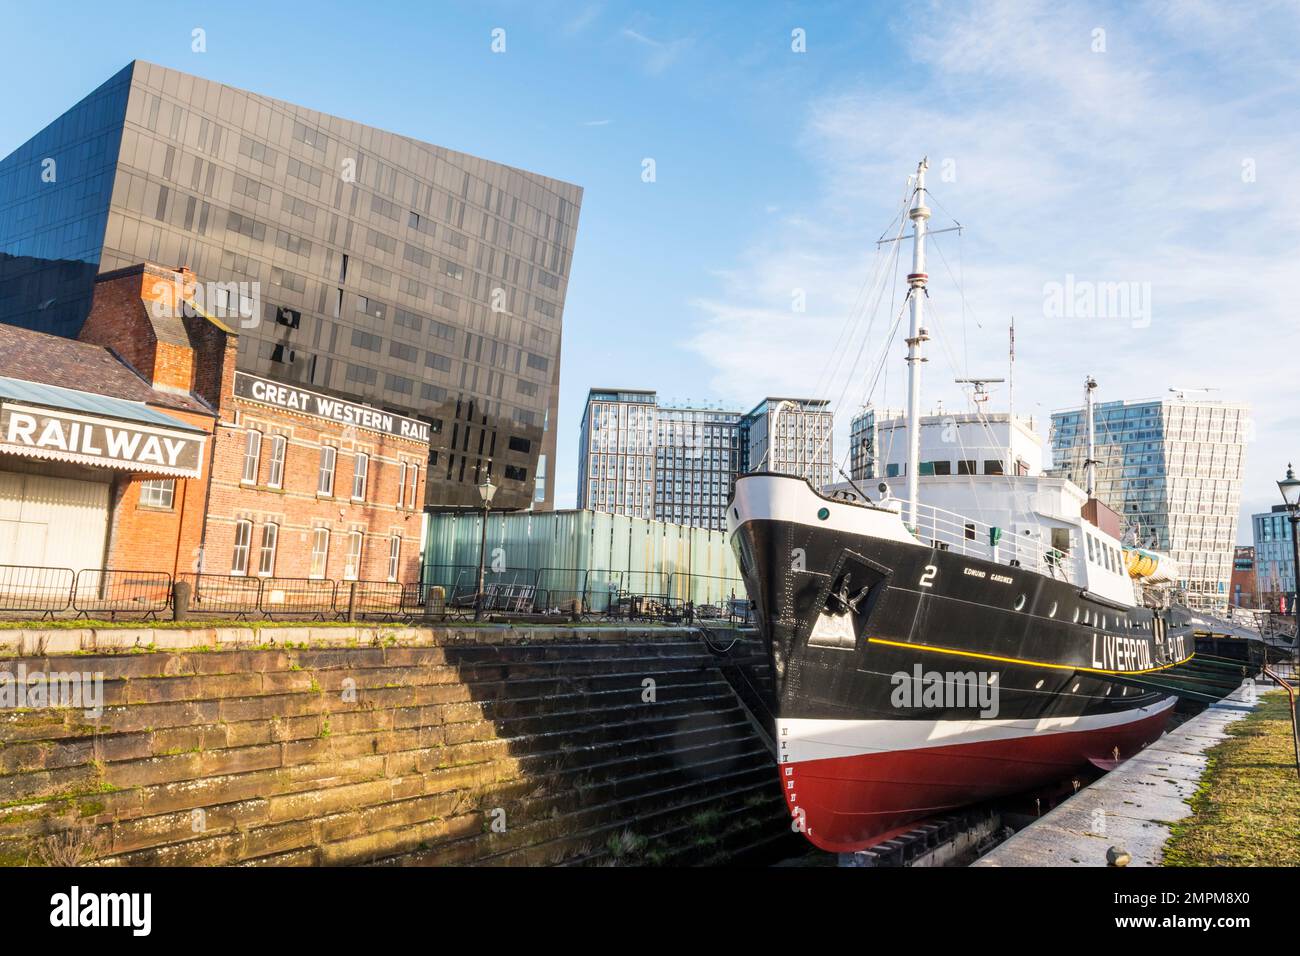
973,682 -> 1264,867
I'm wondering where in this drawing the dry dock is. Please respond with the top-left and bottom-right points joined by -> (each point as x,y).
973,682 -> 1266,867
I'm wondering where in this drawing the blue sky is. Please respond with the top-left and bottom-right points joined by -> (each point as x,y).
2,0 -> 1297,540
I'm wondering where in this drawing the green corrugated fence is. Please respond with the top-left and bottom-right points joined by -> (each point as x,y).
421,509 -> 746,610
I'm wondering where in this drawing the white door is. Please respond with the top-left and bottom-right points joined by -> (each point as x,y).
0,471 -> 110,570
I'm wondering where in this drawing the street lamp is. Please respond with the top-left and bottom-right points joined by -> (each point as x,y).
1277,463 -> 1300,646
475,472 -> 497,622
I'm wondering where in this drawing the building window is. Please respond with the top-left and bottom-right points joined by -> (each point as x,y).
398,461 -> 408,508
231,520 -> 253,576
317,446 -> 337,496
408,464 -> 419,510
257,523 -> 279,577
344,531 -> 364,580
352,452 -> 369,500
388,534 -> 401,582
267,435 -> 286,488
139,478 -> 175,509
309,528 -> 330,579
242,430 -> 262,484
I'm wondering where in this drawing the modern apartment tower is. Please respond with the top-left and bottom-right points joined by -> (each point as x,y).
1049,394 -> 1249,609
577,390 -> 824,531
576,389 -> 659,520
738,398 -> 833,490
0,61 -> 582,512
655,402 -> 742,531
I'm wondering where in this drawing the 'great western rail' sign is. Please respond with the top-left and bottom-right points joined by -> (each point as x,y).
233,372 -> 430,443
0,404 -> 204,478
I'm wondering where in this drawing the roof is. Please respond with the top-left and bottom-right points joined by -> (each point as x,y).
0,323 -> 210,417
0,376 -> 205,432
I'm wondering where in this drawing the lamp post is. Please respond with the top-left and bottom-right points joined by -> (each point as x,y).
475,473 -> 497,622
1277,463 -> 1300,649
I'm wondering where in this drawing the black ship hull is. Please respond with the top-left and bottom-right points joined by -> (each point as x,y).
728,474 -> 1190,853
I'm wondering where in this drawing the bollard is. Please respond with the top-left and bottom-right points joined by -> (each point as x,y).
347,581 -> 357,622
173,579 -> 191,622
422,586 -> 445,622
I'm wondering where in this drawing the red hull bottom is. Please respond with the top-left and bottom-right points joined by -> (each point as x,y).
783,704 -> 1175,853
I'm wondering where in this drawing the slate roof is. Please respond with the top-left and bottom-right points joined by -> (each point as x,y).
0,323 -> 211,417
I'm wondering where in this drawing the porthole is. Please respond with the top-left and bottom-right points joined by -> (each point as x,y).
1072,607 -> 1080,623
1048,601 -> 1058,618
1071,682 -> 1080,692
987,673 -> 998,685
816,507 -> 830,521
1014,594 -> 1026,611
1034,679 -> 1044,689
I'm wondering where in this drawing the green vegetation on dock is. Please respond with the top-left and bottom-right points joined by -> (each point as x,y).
1164,690 -> 1300,866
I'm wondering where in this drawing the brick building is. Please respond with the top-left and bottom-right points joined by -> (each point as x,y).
1231,545 -> 1257,609
204,370 -> 427,582
0,262 -> 428,585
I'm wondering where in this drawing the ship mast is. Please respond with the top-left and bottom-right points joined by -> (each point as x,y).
1083,375 -> 1098,497
904,158 -> 931,528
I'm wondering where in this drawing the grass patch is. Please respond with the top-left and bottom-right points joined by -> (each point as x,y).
1163,690 -> 1300,866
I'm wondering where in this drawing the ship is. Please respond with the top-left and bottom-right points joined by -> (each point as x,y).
726,159 -> 1194,854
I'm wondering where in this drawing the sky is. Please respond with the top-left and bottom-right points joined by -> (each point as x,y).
1,0 -> 1297,541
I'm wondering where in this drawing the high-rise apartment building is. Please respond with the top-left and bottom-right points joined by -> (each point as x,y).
1049,395 -> 1249,609
655,404 -> 742,531
577,390 -> 828,530
0,61 -> 582,512
739,398 -> 834,490
576,389 -> 658,520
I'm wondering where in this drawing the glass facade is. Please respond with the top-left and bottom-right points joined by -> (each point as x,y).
0,64 -> 131,338
849,406 -> 877,481
1050,397 -> 1249,610
1253,506 -> 1296,611
0,61 -> 582,512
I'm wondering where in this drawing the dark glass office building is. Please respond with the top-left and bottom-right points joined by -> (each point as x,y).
0,61 -> 581,511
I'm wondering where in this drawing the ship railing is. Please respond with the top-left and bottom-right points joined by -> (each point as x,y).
907,502 -> 1080,585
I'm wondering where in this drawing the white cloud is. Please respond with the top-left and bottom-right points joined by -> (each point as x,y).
564,3 -> 602,34
686,0 -> 1300,537
620,27 -> 693,74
